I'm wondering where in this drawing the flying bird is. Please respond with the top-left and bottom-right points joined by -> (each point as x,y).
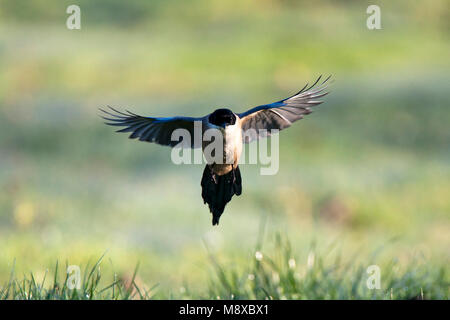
101,76 -> 331,225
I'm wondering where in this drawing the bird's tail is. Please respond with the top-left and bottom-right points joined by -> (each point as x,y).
201,165 -> 242,226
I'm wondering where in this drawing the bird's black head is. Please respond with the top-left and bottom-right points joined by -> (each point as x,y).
209,108 -> 236,128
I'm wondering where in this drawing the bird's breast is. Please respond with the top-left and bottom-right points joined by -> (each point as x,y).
202,119 -> 243,174
223,123 -> 242,164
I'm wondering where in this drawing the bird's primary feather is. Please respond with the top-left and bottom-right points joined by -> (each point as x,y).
100,106 -> 204,148
238,75 -> 331,143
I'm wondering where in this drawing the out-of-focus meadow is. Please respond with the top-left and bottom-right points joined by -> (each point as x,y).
0,0 -> 449,298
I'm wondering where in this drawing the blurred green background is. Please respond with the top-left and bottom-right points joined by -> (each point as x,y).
0,0 -> 448,298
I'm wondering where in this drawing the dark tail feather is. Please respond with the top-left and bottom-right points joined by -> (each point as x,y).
201,165 -> 242,226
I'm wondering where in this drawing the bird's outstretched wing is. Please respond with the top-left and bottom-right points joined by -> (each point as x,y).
100,107 -> 204,148
238,75 -> 331,143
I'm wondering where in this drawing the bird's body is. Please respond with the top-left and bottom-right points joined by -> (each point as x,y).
202,110 -> 243,176
101,76 -> 331,225
200,109 -> 244,224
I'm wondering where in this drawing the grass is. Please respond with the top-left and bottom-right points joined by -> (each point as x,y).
1,255 -> 155,300
1,233 -> 448,300
205,234 -> 448,300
